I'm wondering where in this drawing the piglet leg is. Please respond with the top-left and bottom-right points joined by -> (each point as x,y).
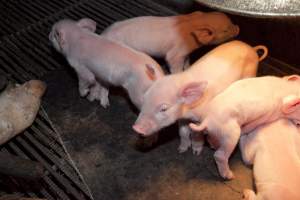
178,123 -> 192,153
73,65 -> 96,97
191,132 -> 205,155
182,57 -> 190,70
214,120 -> 240,180
87,81 -> 110,108
242,189 -> 256,200
166,51 -> 188,73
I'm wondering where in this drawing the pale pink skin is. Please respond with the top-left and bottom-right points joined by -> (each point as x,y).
240,119 -> 300,200
133,40 -> 266,154
102,11 -> 239,73
189,75 -> 300,180
49,18 -> 164,109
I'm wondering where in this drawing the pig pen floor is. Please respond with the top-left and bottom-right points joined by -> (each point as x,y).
41,59 -> 296,200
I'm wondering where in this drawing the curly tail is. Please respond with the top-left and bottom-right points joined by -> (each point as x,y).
189,119 -> 208,132
253,45 -> 268,61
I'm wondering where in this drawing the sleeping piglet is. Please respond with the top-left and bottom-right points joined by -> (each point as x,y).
49,18 -> 164,109
133,40 -> 267,154
102,11 -> 239,73
0,80 -> 46,145
189,75 -> 300,180
240,119 -> 300,200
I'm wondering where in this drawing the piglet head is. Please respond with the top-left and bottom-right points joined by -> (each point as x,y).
133,76 -> 207,136
49,18 -> 97,54
49,19 -> 76,54
191,12 -> 239,45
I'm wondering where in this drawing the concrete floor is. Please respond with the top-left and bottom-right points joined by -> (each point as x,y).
43,70 -> 253,200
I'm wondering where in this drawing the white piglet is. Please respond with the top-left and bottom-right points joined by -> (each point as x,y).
49,18 -> 164,109
190,75 -> 300,180
102,11 -> 239,73
240,119 -> 300,200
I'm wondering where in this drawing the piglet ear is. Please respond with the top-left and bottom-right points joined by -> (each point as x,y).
191,27 -> 215,45
284,74 -> 300,82
54,29 -> 66,50
178,81 -> 207,105
282,95 -> 300,114
145,64 -> 157,81
77,18 -> 97,32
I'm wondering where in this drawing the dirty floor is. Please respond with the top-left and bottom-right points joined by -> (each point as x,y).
42,69 -> 254,200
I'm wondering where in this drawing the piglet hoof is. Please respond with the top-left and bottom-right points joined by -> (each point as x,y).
100,97 -> 110,108
100,100 -> 110,108
87,94 -> 96,102
242,189 -> 255,200
79,88 -> 89,97
177,144 -> 190,153
221,170 -> 235,180
192,145 -> 203,156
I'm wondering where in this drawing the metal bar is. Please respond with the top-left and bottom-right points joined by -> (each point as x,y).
0,152 -> 45,179
15,135 -> 86,200
23,132 -> 91,197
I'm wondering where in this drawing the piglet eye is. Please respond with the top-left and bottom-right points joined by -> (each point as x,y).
159,104 -> 169,112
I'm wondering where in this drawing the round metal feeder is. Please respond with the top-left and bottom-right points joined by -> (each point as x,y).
195,0 -> 300,17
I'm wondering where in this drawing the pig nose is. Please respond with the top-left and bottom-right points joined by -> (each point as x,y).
132,124 -> 146,135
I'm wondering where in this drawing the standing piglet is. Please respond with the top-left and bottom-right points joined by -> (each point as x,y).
189,75 -> 300,180
102,11 -> 239,73
133,40 -> 267,154
240,119 -> 300,200
49,18 -> 164,109
0,80 -> 46,145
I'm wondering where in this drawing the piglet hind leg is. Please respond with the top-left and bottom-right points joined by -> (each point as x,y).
166,51 -> 187,74
213,120 -> 241,180
178,123 -> 192,153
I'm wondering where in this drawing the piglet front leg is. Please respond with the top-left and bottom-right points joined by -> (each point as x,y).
166,50 -> 189,73
178,122 -> 205,155
191,131 -> 205,155
87,82 -> 110,108
73,65 -> 96,97
178,123 -> 192,153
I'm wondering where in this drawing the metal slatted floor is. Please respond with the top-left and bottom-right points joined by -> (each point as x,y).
0,0 -> 174,199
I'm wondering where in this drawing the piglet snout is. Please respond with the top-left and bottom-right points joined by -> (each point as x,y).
132,121 -> 154,136
132,124 -> 148,135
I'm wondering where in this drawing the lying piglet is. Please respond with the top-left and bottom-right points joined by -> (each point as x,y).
0,80 -> 46,145
133,40 -> 267,154
102,11 -> 239,73
49,18 -> 164,109
240,119 -> 300,200
189,75 -> 300,180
